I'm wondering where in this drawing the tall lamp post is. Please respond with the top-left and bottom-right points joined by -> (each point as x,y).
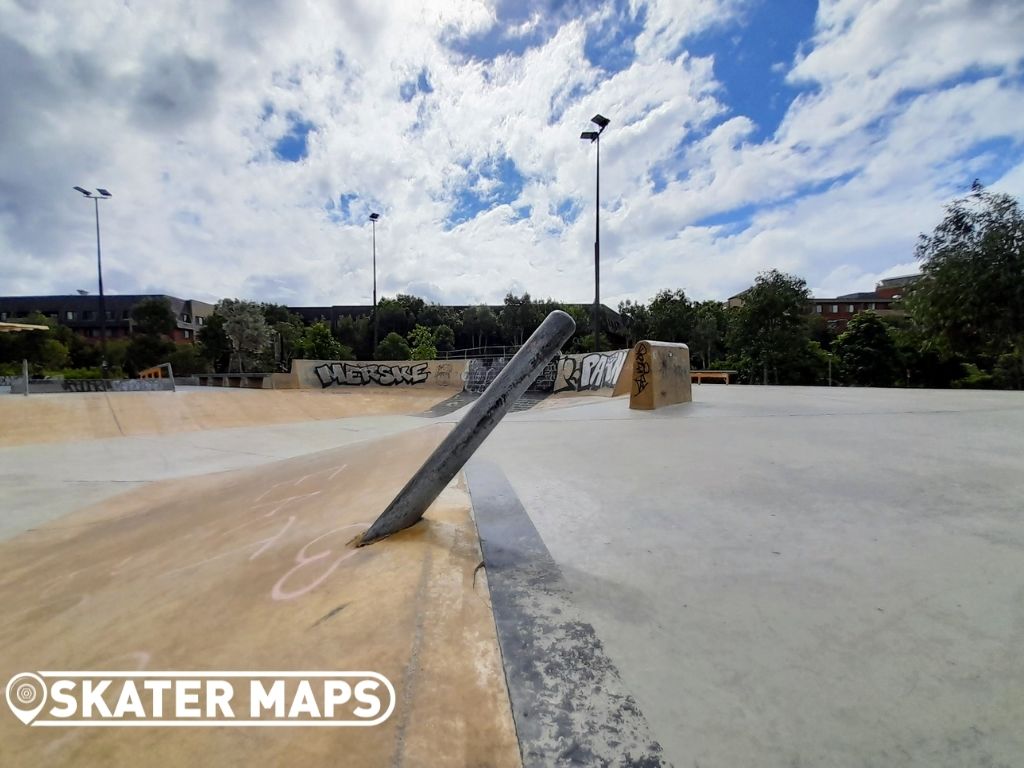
580,113 -> 609,353
73,186 -> 112,372
369,212 -> 380,352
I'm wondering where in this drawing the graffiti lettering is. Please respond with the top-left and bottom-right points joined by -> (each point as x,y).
633,343 -> 651,396
315,362 -> 430,388
554,350 -> 627,393
53,379 -> 171,393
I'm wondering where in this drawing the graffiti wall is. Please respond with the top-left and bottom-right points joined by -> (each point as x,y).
10,378 -> 174,394
293,359 -> 469,390
553,349 -> 629,395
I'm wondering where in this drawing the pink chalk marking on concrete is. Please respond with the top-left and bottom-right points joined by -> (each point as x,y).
271,523 -> 369,601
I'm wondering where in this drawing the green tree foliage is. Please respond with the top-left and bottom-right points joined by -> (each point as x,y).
832,312 -> 900,387
432,324 -> 455,351
617,300 -> 651,347
131,298 -> 176,336
886,317 -> 964,388
648,289 -> 694,343
336,314 -> 373,360
198,313 -> 232,372
217,299 -> 273,372
461,305 -> 499,349
167,344 -> 210,376
261,304 -> 307,370
690,300 -> 728,369
375,331 -> 411,361
124,334 -> 175,376
729,270 -> 812,385
499,293 -> 542,346
909,182 -> 1024,385
295,321 -> 353,361
0,313 -> 71,374
408,325 -> 438,360
375,297 -> 415,338
121,299 -> 177,375
419,303 -> 460,331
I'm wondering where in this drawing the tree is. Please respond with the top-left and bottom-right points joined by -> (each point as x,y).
408,325 -> 438,360
648,290 -> 694,343
375,332 -> 411,360
729,270 -> 812,385
217,299 -> 273,372
131,298 -> 176,337
432,324 -> 455,351
295,320 -> 353,361
122,298 -> 176,376
124,334 -> 175,376
689,300 -> 728,369
336,314 -> 373,360
499,293 -> 541,346
420,304 -> 461,334
909,182 -> 1024,386
375,298 -> 413,338
832,312 -> 900,387
461,305 -> 499,349
262,304 -> 307,370
167,344 -> 210,376
618,299 -> 651,347
198,313 -> 232,372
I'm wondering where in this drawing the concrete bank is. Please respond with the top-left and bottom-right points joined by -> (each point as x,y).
0,425 -> 520,767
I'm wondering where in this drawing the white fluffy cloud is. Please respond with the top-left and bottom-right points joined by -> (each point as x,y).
1,0 -> 1022,307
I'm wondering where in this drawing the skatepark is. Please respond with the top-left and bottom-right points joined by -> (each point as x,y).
1,339 -> 1023,767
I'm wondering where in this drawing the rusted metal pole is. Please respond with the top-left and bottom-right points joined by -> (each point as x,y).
357,310 -> 575,546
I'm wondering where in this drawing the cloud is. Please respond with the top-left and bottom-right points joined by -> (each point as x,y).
1,0 -> 1022,310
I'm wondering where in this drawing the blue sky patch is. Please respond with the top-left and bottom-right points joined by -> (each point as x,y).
274,113 -> 315,162
400,68 -> 434,102
583,0 -> 645,75
324,193 -> 361,224
444,155 -> 526,229
555,197 -> 582,226
684,0 -> 818,142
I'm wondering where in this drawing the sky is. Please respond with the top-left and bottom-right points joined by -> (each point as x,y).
1,0 -> 1023,308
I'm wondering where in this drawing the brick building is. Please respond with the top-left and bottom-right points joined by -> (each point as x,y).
810,274 -> 921,331
0,295 -> 214,344
728,274 -> 921,331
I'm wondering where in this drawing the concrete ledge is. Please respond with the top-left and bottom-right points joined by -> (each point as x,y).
629,340 -> 692,410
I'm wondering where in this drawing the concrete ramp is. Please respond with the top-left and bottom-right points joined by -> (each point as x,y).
0,388 -> 452,447
0,425 -> 519,766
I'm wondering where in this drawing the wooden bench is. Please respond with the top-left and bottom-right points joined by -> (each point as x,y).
691,370 -> 735,384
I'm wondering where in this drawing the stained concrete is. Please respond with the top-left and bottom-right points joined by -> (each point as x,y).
3,383 -> 1023,766
468,459 -> 665,766
478,386 -> 1024,767
0,425 -> 520,767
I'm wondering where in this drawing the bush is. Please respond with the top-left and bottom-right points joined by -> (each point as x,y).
374,332 -> 411,361
408,325 -> 438,360
952,363 -> 995,389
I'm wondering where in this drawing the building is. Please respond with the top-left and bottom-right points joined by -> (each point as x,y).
728,275 -> 922,331
0,295 -> 214,344
810,274 -> 921,331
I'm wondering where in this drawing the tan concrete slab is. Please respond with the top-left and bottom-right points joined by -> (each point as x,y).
0,388 -> 451,447
628,340 -> 692,410
0,424 -> 520,767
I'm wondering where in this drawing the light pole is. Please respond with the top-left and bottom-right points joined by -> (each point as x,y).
369,212 -> 380,353
580,113 -> 609,353
73,186 -> 112,373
